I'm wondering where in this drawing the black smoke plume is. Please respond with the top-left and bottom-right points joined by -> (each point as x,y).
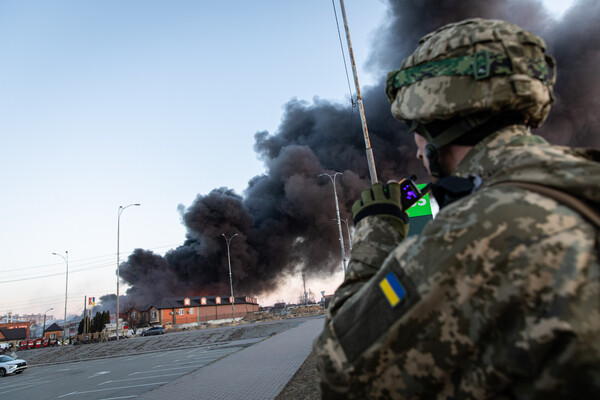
113,0 -> 600,309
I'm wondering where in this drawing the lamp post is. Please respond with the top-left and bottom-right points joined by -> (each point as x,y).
116,203 -> 140,341
222,233 -> 238,323
42,307 -> 53,338
52,251 -> 68,339
333,218 -> 353,251
319,172 -> 347,274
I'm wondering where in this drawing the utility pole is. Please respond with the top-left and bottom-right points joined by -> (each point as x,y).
42,307 -> 53,338
84,296 -> 87,336
52,251 -> 69,340
341,218 -> 352,251
319,172 -> 347,274
116,203 -> 140,340
303,273 -> 308,305
222,234 -> 238,324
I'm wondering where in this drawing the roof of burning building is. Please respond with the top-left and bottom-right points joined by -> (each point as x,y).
159,296 -> 258,309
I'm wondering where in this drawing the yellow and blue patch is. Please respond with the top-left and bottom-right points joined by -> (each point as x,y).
379,271 -> 406,307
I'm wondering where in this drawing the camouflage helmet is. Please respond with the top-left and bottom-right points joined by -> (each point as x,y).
386,18 -> 556,133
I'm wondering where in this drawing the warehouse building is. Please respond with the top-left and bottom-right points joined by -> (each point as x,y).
128,296 -> 259,328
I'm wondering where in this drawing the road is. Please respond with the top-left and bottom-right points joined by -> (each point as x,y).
0,313 -> 326,399
0,343 -> 247,400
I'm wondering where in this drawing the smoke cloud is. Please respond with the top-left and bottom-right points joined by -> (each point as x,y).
113,0 -> 600,309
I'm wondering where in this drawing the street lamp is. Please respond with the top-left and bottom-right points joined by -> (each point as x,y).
318,172 -> 347,274
52,251 -> 68,339
42,307 -> 53,338
334,218 -> 353,251
116,203 -> 140,341
222,233 -> 238,323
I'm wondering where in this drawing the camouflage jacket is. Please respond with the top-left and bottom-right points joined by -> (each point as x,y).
315,125 -> 600,399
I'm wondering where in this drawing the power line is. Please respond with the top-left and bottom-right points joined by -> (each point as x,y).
331,0 -> 355,104
0,292 -> 87,315
0,264 -> 113,284
2,294 -> 77,309
0,244 -> 179,280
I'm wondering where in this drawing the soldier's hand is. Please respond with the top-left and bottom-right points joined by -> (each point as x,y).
352,182 -> 409,237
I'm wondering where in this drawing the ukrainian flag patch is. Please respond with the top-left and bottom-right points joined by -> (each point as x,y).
379,271 -> 406,307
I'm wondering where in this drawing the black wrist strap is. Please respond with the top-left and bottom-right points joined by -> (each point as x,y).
354,204 -> 408,225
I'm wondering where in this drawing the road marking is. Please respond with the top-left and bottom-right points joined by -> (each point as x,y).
130,364 -> 208,375
0,380 -> 53,395
98,396 -> 138,400
168,347 -> 242,363
57,382 -> 168,397
99,372 -> 185,385
186,347 -> 212,354
88,371 -> 111,378
165,358 -> 225,367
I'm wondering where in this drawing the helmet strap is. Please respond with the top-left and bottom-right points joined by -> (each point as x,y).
424,142 -> 442,178
412,112 -> 526,178
413,113 -> 494,178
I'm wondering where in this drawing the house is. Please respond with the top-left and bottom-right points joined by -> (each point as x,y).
126,305 -> 160,328
141,305 -> 160,326
0,321 -> 31,341
43,323 -> 63,339
153,296 -> 259,327
0,327 -> 27,348
126,306 -> 141,326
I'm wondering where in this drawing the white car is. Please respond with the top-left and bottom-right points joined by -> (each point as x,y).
0,355 -> 27,377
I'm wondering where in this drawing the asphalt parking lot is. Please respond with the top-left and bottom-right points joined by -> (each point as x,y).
0,345 -> 247,400
0,316 -> 326,400
13,318 -> 308,366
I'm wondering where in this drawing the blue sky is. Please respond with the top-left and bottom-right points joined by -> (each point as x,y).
0,0 -> 573,318
0,0 -> 388,318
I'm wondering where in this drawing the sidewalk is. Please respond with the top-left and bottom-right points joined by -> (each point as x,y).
139,315 -> 325,400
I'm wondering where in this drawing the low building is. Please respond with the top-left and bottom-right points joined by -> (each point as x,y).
126,306 -> 141,327
127,305 -> 160,328
43,323 -> 63,339
0,327 -> 27,348
157,296 -> 259,327
0,321 -> 31,340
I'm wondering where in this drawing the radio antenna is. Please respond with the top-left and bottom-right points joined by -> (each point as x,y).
338,0 -> 378,184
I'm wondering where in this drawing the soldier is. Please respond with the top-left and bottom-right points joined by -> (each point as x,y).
315,18 -> 600,398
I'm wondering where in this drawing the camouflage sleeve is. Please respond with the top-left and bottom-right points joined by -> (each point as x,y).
314,214 -> 412,397
326,215 -> 409,316
315,186 -> 600,399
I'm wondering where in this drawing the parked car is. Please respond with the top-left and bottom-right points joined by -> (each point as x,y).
0,355 -> 27,377
140,326 -> 166,336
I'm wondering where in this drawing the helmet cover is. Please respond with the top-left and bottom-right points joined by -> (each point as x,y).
387,18 -> 555,128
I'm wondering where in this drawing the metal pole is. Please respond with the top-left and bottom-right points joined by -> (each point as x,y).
222,233 -> 238,323
303,273 -> 307,305
116,203 -> 140,341
319,172 -> 347,274
339,0 -> 378,184
52,251 -> 68,340
335,218 -> 353,251
43,307 -> 53,338
84,296 -> 87,336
